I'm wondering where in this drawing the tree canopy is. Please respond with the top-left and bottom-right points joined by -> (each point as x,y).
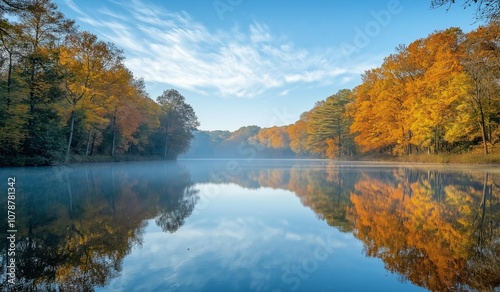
0,0 -> 198,165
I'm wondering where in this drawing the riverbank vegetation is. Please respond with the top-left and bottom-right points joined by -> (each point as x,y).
1,0 -> 499,165
0,0 -> 198,166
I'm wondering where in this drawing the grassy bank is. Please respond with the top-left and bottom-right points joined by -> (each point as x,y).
393,152 -> 500,164
350,147 -> 500,164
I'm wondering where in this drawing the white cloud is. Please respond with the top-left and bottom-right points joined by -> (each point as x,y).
63,0 -> 85,15
63,0 -> 372,98
279,89 -> 289,96
98,7 -> 130,21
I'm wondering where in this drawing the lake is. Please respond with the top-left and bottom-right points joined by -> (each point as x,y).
1,159 -> 499,291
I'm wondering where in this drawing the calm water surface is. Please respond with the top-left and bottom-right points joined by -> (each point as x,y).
0,159 -> 499,291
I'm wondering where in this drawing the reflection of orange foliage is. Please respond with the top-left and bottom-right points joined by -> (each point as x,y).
350,172 -> 497,291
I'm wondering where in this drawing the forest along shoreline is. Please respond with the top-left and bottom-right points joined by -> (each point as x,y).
1,2 -> 499,166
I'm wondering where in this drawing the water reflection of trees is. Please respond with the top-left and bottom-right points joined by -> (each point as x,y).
213,164 -> 500,291
350,170 -> 500,291
0,162 -> 197,291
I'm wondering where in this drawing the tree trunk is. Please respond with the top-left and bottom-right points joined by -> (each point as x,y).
163,131 -> 168,159
111,109 -> 117,157
408,130 -> 413,155
7,52 -> 12,106
0,35 -> 15,105
65,111 -> 75,164
435,127 -> 438,154
337,126 -> 342,158
163,120 -> 169,159
479,121 -> 489,155
90,133 -> 96,155
474,80 -> 488,155
85,131 -> 92,156
29,57 -> 37,114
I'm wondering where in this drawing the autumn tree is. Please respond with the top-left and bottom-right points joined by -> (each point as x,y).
288,113 -> 310,156
130,79 -> 160,152
58,31 -> 124,162
255,126 -> 290,149
110,76 -> 160,156
98,66 -> 145,157
460,22 -> 500,154
348,27 -> 498,156
350,63 -> 411,155
406,28 -> 468,153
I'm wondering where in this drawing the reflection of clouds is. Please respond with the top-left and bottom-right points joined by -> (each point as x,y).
99,183 -> 346,291
103,218 -> 343,291
285,232 -> 302,241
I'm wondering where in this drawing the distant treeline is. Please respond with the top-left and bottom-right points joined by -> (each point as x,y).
185,23 -> 500,159
0,0 -> 198,166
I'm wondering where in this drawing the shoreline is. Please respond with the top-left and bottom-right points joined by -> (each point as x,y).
355,152 -> 500,165
2,152 -> 500,167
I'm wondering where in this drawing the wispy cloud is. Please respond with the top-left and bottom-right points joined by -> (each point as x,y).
63,0 -> 372,98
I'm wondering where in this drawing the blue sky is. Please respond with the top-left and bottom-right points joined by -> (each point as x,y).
54,0 -> 484,131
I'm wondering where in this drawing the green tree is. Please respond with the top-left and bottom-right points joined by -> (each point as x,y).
156,89 -> 199,159
0,21 -> 27,158
307,89 -> 355,158
0,0 -> 74,165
